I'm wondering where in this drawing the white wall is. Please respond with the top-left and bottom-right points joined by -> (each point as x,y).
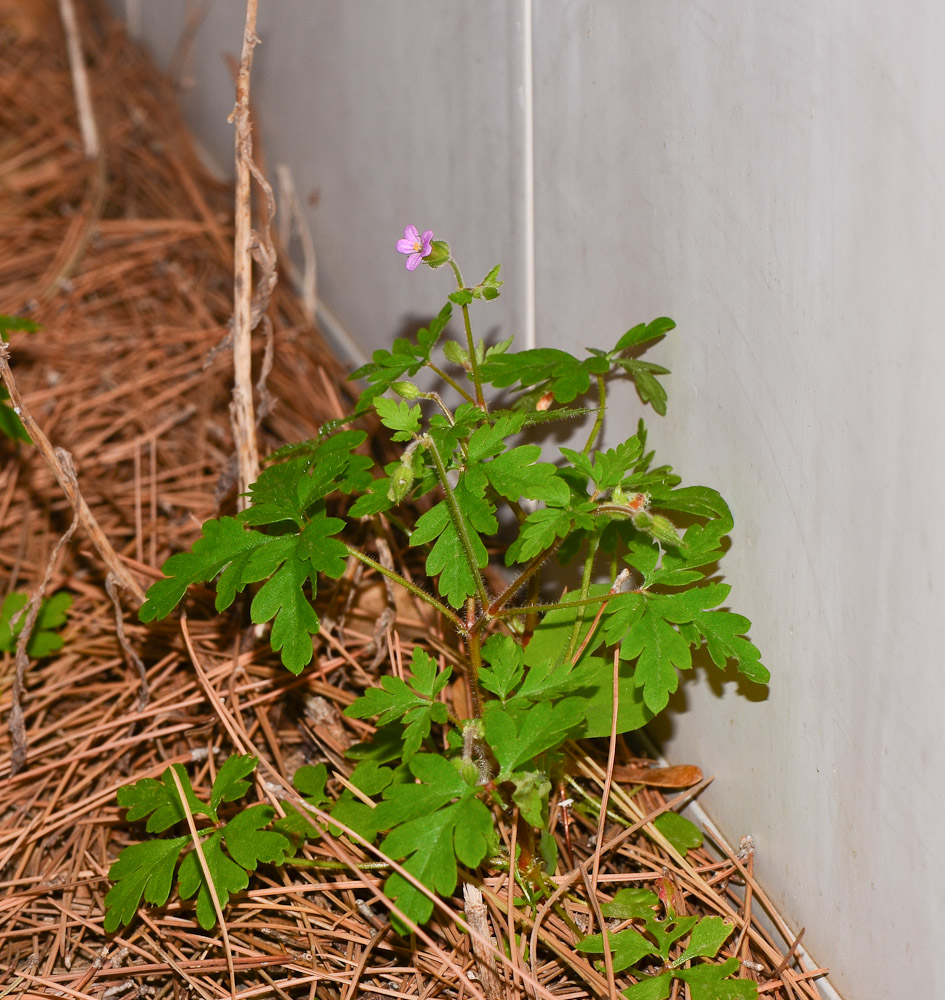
118,2 -> 945,995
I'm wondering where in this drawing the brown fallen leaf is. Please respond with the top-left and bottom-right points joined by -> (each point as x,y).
612,763 -> 704,788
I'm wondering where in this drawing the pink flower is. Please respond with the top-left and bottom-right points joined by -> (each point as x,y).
396,225 -> 434,271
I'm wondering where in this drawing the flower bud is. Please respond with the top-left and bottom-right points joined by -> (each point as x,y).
386,460 -> 415,503
390,381 -> 424,400
647,514 -> 682,548
424,239 -> 451,268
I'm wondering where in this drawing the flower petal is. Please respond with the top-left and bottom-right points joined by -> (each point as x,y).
405,253 -> 422,271
396,238 -> 416,254
403,224 -> 419,241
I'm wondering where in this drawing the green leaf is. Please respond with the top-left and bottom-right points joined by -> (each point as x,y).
471,263 -> 503,300
479,634 -> 525,700
505,503 -> 595,566
279,762 -> 331,842
0,314 -> 40,338
649,485 -> 731,521
410,479 -> 494,608
622,972 -> 673,1000
250,544 -> 321,673
475,445 -> 570,506
646,914 -> 699,961
576,925 -> 656,972
653,812 -> 703,856
374,397 -> 422,441
344,679 -> 423,725
177,829 -> 250,930
348,483 -> 395,516
0,315 -> 37,439
209,754 -> 258,819
613,317 -> 675,353
343,652 -> 450,762
0,388 -> 30,443
562,436 -> 644,492
345,725 -> 413,764
617,599 -> 693,714
507,769 -> 552,828
484,699 -> 582,776
298,513 -> 349,577
478,348 -> 609,403
381,795 -> 493,927
675,958 -> 757,1000
140,517 -> 268,621
623,514 -> 731,589
373,754 -> 472,830
0,591 -> 71,657
103,835 -> 189,931
516,587 -> 613,704
578,659 -> 656,738
330,793 -> 382,844
116,764 -> 209,833
241,459 -> 308,527
614,360 -> 669,415
601,887 -> 659,920
349,758 -> 399,797
692,609 -> 768,684
671,916 -> 735,967
222,803 -> 293,869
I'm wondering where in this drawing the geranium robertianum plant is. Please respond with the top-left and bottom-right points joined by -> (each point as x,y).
106,229 -> 767,940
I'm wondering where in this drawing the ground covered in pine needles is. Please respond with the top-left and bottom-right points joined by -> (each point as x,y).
1,4 -> 831,998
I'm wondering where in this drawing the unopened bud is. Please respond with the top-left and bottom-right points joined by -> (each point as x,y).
391,381 -> 424,400
387,461 -> 415,503
424,239 -> 451,268
647,514 -> 682,548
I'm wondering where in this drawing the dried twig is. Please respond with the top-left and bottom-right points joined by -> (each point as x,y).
0,344 -> 145,604
9,462 -> 79,775
57,0 -> 99,158
228,0 -> 266,504
463,883 -> 503,1000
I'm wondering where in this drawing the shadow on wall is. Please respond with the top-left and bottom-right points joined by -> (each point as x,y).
648,644 -> 771,747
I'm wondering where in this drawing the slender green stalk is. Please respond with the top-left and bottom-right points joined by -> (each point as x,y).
426,362 -> 476,405
447,257 -> 487,409
447,258 -> 465,288
344,543 -> 464,631
489,589 -> 619,620
421,434 -> 490,609
566,533 -> 600,659
582,374 -> 607,455
460,301 -> 487,410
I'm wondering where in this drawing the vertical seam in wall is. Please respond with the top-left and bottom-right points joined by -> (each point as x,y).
522,0 -> 536,349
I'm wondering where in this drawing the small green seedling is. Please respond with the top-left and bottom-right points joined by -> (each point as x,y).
577,885 -> 758,999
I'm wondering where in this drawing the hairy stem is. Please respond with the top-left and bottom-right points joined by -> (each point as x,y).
421,435 -> 490,610
582,375 -> 607,455
489,588 -> 619,620
461,301 -> 487,410
344,543 -> 464,631
465,624 -> 485,719
448,257 -> 487,409
567,532 -> 600,660
486,541 -> 562,618
426,362 -> 476,405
